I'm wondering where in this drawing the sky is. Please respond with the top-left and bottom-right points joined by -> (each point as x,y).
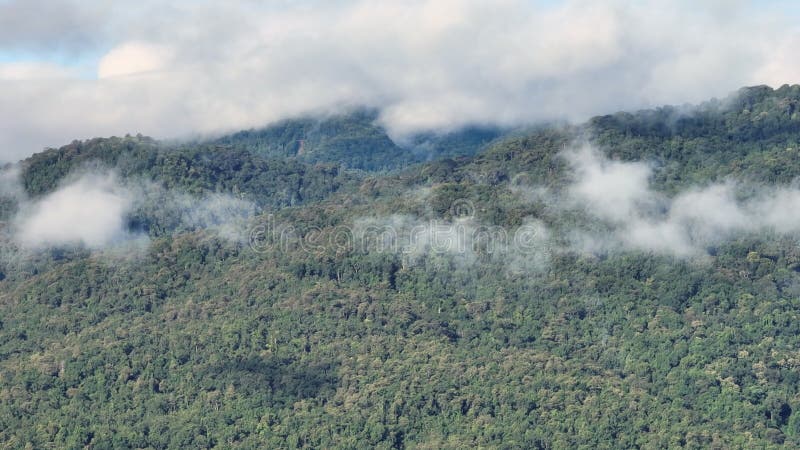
0,0 -> 799,162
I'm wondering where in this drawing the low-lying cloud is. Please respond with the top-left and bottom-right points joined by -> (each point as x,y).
14,173 -> 135,249
349,212 -> 552,272
1,0 -> 799,161
563,145 -> 800,257
153,191 -> 257,244
2,168 -> 257,252
10,144 -> 800,263
346,144 -> 800,266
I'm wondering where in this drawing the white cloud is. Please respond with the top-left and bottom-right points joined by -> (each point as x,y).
750,188 -> 800,234
0,0 -> 799,162
97,42 -> 173,79
0,62 -> 77,81
14,173 -> 134,249
669,183 -> 751,240
565,145 -> 658,222
563,146 -> 800,257
4,167 -> 257,252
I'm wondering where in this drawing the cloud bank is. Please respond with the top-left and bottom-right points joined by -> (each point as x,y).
1,0 -> 799,161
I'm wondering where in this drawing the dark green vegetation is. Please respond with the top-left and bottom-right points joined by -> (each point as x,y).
2,85 -> 800,448
19,135 -> 357,207
214,109 -> 504,171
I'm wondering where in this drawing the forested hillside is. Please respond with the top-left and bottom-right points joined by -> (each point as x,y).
2,85 -> 800,448
214,110 -> 504,171
19,136 -> 358,206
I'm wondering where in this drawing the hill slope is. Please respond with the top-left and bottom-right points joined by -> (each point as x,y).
2,86 -> 800,448
214,110 -> 504,171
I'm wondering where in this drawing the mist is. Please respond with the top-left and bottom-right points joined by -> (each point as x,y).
352,211 -> 552,273
13,172 -> 135,249
350,142 -> 800,266
1,168 -> 257,253
562,145 -> 800,257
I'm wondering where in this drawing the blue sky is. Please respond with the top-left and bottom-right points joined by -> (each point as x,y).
0,49 -> 100,78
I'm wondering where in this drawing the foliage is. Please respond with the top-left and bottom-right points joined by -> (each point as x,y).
216,110 -> 504,171
3,85 -> 800,448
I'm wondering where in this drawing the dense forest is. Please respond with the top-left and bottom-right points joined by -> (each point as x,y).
2,85 -> 800,448
214,109 -> 504,171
